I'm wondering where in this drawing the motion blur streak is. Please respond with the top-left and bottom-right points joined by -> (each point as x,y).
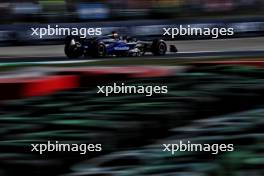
0,0 -> 263,176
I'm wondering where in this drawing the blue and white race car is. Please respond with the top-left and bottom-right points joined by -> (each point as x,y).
64,32 -> 178,58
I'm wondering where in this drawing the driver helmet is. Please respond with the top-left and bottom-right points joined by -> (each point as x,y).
111,31 -> 119,39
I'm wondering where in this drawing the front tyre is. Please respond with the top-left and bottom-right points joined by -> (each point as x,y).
64,36 -> 83,58
92,42 -> 107,57
152,39 -> 167,56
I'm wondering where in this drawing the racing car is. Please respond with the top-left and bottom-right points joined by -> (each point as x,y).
64,32 -> 178,58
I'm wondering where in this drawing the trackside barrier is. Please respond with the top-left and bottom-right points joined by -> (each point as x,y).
59,66 -> 177,86
197,60 -> 264,68
0,66 -> 182,100
0,18 -> 264,44
0,75 -> 79,100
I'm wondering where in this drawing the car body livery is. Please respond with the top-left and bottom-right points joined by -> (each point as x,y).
64,33 -> 178,58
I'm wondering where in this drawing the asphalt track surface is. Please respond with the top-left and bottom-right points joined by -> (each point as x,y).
0,37 -> 264,63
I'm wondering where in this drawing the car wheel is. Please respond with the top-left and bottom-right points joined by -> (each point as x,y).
137,47 -> 145,56
64,36 -> 83,58
152,39 -> 167,56
93,42 -> 107,57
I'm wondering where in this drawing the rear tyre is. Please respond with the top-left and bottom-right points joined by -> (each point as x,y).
64,36 -> 83,58
137,45 -> 145,56
152,39 -> 167,56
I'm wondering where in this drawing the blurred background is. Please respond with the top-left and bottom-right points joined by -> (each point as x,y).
0,1 -> 264,176
0,0 -> 264,44
0,0 -> 263,23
